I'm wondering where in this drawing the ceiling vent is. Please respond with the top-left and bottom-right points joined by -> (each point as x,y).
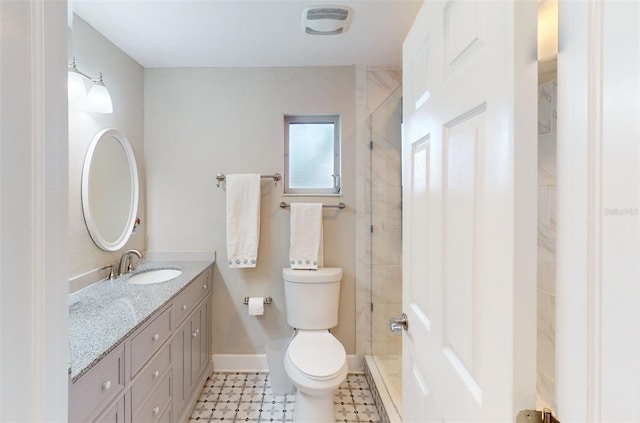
302,6 -> 353,35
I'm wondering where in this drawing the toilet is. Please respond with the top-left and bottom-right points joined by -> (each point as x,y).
282,267 -> 348,423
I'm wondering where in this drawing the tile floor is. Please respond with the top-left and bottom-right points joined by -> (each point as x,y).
189,372 -> 381,422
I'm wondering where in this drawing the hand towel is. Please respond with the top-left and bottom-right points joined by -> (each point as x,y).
289,203 -> 323,270
226,174 -> 261,268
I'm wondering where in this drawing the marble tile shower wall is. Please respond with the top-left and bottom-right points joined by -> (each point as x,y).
537,79 -> 557,410
368,73 -> 402,360
355,68 -> 401,367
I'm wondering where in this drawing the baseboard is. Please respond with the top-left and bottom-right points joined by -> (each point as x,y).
213,354 -> 360,373
213,354 -> 269,372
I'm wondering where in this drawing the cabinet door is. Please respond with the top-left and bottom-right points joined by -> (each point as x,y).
190,304 -> 203,386
172,317 -> 189,416
200,298 -> 210,370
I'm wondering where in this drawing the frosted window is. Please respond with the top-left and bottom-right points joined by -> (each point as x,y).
285,115 -> 340,195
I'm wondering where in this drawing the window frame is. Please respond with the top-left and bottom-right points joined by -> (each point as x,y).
283,114 -> 341,196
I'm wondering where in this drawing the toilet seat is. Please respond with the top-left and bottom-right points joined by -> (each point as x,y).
287,331 -> 346,381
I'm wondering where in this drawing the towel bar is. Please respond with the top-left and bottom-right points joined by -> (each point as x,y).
279,201 -> 346,209
216,173 -> 281,188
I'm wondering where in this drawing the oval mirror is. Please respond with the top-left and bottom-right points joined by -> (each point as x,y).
82,128 -> 139,251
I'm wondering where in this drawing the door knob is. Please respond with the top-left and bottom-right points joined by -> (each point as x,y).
389,313 -> 408,335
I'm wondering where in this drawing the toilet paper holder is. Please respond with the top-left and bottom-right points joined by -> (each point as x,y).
243,296 -> 273,305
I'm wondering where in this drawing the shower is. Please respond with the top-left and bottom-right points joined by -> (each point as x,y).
366,85 -> 403,419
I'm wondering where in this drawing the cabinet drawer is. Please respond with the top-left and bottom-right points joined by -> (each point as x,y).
94,396 -> 125,423
130,307 -> 172,378
174,270 -> 210,325
131,342 -> 171,415
69,346 -> 124,423
157,403 -> 172,423
133,371 -> 172,423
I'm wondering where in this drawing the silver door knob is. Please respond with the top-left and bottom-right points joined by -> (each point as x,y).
389,313 -> 408,335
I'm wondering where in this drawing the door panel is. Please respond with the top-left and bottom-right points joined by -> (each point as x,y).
402,0 -> 537,421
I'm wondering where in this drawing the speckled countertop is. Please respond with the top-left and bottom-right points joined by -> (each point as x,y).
68,260 -> 214,382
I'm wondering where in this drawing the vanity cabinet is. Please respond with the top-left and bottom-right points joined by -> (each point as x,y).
172,298 -> 210,419
94,396 -> 125,423
69,345 -> 125,422
69,266 -> 213,423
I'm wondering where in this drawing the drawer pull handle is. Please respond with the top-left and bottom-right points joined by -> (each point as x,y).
152,406 -> 160,415
102,381 -> 111,391
152,370 -> 159,379
192,331 -> 198,338
182,304 -> 187,311
203,284 -> 207,289
152,333 -> 159,341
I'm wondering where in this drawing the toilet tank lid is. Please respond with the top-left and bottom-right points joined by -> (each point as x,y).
282,267 -> 342,283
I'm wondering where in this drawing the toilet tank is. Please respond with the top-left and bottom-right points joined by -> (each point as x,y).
283,268 -> 342,330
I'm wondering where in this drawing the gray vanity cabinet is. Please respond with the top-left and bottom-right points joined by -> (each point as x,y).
94,396 -> 125,423
69,266 -> 213,423
69,344 -> 126,422
171,288 -> 211,421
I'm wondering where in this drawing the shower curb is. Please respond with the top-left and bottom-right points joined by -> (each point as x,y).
364,355 -> 401,423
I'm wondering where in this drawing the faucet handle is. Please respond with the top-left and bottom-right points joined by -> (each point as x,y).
99,264 -> 116,280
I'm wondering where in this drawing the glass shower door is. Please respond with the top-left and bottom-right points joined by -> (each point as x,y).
369,85 -> 403,414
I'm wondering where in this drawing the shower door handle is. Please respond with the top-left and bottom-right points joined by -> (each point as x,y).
389,313 -> 408,335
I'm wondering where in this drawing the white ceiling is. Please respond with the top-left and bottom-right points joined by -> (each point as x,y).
72,0 -> 422,68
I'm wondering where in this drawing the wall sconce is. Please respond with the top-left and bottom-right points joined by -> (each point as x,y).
68,58 -> 113,113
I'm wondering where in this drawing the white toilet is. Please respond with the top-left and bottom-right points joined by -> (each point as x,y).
282,267 -> 348,423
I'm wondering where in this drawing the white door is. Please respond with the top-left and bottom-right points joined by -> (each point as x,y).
401,1 -> 538,421
556,1 -> 640,420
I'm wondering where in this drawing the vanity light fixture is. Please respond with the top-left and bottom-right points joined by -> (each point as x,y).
68,57 -> 113,113
87,72 -> 113,113
67,58 -> 88,107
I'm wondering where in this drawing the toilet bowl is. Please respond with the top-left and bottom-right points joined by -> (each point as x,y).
284,330 -> 348,422
282,267 -> 346,422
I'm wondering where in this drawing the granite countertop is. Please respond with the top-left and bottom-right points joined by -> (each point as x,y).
68,260 -> 214,382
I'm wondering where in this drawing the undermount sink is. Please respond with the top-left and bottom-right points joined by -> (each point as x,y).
127,268 -> 182,285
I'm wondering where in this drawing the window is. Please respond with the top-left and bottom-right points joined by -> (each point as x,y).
284,115 -> 341,195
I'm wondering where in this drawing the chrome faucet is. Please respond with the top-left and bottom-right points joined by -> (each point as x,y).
118,249 -> 143,275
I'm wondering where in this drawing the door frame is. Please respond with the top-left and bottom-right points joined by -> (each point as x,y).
557,0 -> 640,420
0,0 -> 68,420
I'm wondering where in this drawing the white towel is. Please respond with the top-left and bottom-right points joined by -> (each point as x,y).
289,203 -> 323,270
226,174 -> 261,268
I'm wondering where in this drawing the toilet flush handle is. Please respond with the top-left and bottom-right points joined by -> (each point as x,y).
389,313 -> 408,335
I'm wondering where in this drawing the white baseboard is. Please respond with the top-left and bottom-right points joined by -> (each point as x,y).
213,354 -> 360,373
213,354 -> 269,372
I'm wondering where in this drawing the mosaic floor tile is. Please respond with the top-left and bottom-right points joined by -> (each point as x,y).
192,371 -> 381,422
355,404 -> 381,422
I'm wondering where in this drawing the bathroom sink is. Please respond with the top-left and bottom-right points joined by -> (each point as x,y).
127,268 -> 182,285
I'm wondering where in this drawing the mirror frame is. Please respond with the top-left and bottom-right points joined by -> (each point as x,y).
81,128 -> 139,251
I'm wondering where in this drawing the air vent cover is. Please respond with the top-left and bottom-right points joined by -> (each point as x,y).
302,6 -> 353,35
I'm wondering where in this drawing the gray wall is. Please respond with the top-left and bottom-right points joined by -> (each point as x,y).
144,67 -> 357,354
69,16 -> 146,280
